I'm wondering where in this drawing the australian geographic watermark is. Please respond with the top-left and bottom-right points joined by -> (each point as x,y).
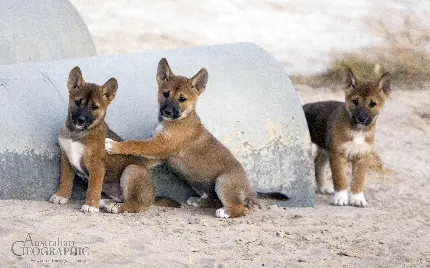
11,233 -> 89,257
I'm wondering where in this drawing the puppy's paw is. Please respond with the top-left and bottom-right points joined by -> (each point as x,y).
215,208 -> 230,218
100,199 -> 121,214
49,194 -> 69,205
349,192 -> 367,207
331,190 -> 348,206
186,197 -> 201,207
81,204 -> 99,213
105,138 -> 117,154
317,187 -> 334,195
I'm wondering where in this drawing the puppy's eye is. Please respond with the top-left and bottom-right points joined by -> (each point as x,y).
75,99 -> 82,106
91,104 -> 99,110
352,98 -> 359,106
179,96 -> 187,103
369,101 -> 377,108
163,91 -> 169,98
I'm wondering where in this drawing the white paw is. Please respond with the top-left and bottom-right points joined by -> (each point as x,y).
215,208 -> 230,218
105,138 -> 114,153
331,190 -> 348,206
349,192 -> 367,207
100,199 -> 121,214
81,204 -> 99,213
186,197 -> 201,207
49,194 -> 69,205
317,187 -> 334,195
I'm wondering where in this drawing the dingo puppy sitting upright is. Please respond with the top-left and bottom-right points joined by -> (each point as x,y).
50,66 -> 177,213
106,58 -> 287,218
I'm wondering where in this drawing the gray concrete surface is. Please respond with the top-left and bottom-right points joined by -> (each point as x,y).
0,0 -> 96,65
0,43 -> 315,206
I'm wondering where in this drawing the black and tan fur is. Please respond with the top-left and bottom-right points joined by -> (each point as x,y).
303,67 -> 391,207
49,66 -> 175,213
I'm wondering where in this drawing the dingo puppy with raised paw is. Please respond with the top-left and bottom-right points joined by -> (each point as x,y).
105,58 -> 288,218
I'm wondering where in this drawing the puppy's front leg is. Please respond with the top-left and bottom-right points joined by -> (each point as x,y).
81,159 -> 105,213
350,156 -> 369,207
49,151 -> 74,205
329,152 -> 349,206
105,136 -> 175,159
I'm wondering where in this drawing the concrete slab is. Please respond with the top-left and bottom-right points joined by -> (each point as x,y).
0,43 -> 315,206
0,0 -> 96,65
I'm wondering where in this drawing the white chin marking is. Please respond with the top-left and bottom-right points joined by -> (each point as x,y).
162,116 -> 174,121
216,208 -> 230,218
75,125 -> 84,130
186,197 -> 201,207
81,204 -> 99,213
331,190 -> 349,206
317,187 -> 334,195
49,194 -> 69,205
349,192 -> 367,207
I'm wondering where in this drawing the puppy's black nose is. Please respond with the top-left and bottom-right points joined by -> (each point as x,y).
163,110 -> 172,116
357,116 -> 367,123
76,117 -> 86,125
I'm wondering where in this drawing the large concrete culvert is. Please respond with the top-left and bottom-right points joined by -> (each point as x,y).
0,0 -> 96,65
0,42 -> 315,207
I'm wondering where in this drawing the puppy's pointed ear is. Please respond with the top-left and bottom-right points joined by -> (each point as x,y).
378,72 -> 391,96
102,78 -> 118,102
344,67 -> 356,89
68,66 -> 85,90
157,58 -> 174,84
190,68 -> 208,94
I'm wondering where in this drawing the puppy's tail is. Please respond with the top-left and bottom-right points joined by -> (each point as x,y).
256,192 -> 289,201
155,196 -> 181,208
246,192 -> 289,209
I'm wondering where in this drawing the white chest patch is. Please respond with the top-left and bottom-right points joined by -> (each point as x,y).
58,137 -> 85,173
340,130 -> 372,159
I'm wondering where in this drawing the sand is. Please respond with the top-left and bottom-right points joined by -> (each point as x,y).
1,1 -> 430,267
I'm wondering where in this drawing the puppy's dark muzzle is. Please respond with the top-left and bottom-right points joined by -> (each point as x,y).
76,117 -> 86,126
160,105 -> 180,120
352,110 -> 373,126
72,114 -> 93,130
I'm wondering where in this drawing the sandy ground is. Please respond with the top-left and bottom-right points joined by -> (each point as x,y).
3,88 -> 429,268
2,1 -> 430,267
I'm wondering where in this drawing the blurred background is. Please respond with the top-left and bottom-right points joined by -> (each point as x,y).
70,0 -> 430,88
1,3 -> 429,267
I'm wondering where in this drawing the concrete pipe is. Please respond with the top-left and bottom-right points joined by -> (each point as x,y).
0,0 -> 96,65
0,43 -> 315,207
